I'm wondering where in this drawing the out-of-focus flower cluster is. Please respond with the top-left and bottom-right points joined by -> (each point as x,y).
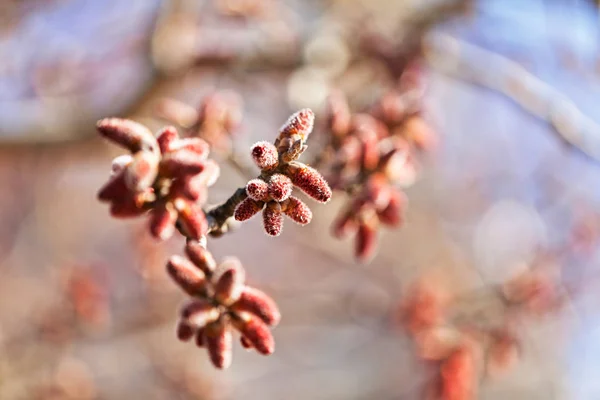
399,261 -> 566,400
156,91 -> 243,152
168,240 -> 280,369
234,108 -> 332,236
96,119 -> 220,241
324,65 -> 436,262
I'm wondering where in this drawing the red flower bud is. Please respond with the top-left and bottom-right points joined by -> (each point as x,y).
378,190 -> 406,227
440,346 -> 477,400
111,155 -> 132,175
250,141 -> 278,169
160,150 -> 205,177
355,221 -> 378,262
326,90 -> 351,138
167,255 -> 207,296
364,175 -> 392,210
156,126 -> 180,154
109,195 -> 146,218
176,320 -> 195,342
332,211 -> 356,239
246,179 -> 269,201
195,327 -> 205,347
286,162 -> 332,203
174,198 -> 208,240
231,286 -> 281,326
96,118 -> 158,153
232,313 -> 275,355
240,335 -> 253,349
263,202 -> 283,237
149,201 -> 178,240
205,320 -> 233,369
213,257 -> 246,306
171,138 -> 210,159
279,108 -> 314,141
98,170 -> 128,202
267,174 -> 293,202
281,196 -> 312,225
124,151 -> 159,191
180,300 -> 220,328
234,198 -> 264,221
185,240 -> 217,275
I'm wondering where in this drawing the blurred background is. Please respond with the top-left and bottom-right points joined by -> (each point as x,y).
1,0 -> 600,398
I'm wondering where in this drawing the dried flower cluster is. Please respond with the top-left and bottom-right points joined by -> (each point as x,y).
399,264 -> 566,400
234,108 -> 332,236
322,66 -> 435,261
97,119 -> 219,240
169,240 -> 280,369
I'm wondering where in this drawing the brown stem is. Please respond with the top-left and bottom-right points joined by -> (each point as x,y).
205,187 -> 247,236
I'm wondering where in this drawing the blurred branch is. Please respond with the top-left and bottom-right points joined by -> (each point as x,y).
424,32 -> 600,163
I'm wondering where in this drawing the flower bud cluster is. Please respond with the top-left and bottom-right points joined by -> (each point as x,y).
97,119 -> 219,241
321,67 -> 433,262
169,240 -> 280,369
234,109 -> 332,236
398,264 -> 565,398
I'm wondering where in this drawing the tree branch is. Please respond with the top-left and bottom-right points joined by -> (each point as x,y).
424,32 -> 600,162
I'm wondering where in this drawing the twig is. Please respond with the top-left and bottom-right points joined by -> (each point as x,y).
424,32 -> 600,162
205,187 -> 247,236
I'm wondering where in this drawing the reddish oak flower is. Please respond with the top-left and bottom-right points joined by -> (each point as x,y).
97,120 -> 219,241
169,241 -> 280,369
234,109 -> 330,236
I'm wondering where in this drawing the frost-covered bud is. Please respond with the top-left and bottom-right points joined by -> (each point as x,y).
285,162 -> 332,203
167,255 -> 207,296
279,108 -> 314,141
180,300 -> 220,328
267,174 -> 293,202
281,196 -> 312,225
185,240 -> 217,275
156,126 -> 180,154
160,150 -> 205,177
111,155 -> 133,176
149,201 -> 178,240
232,313 -> 275,355
231,286 -> 281,326
213,258 -> 246,306
97,118 -> 158,153
173,198 -> 208,240
125,151 -> 159,191
205,320 -> 232,369
246,179 -> 269,201
263,202 -> 283,237
250,141 -> 278,170
355,220 -> 378,263
234,198 -> 264,221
